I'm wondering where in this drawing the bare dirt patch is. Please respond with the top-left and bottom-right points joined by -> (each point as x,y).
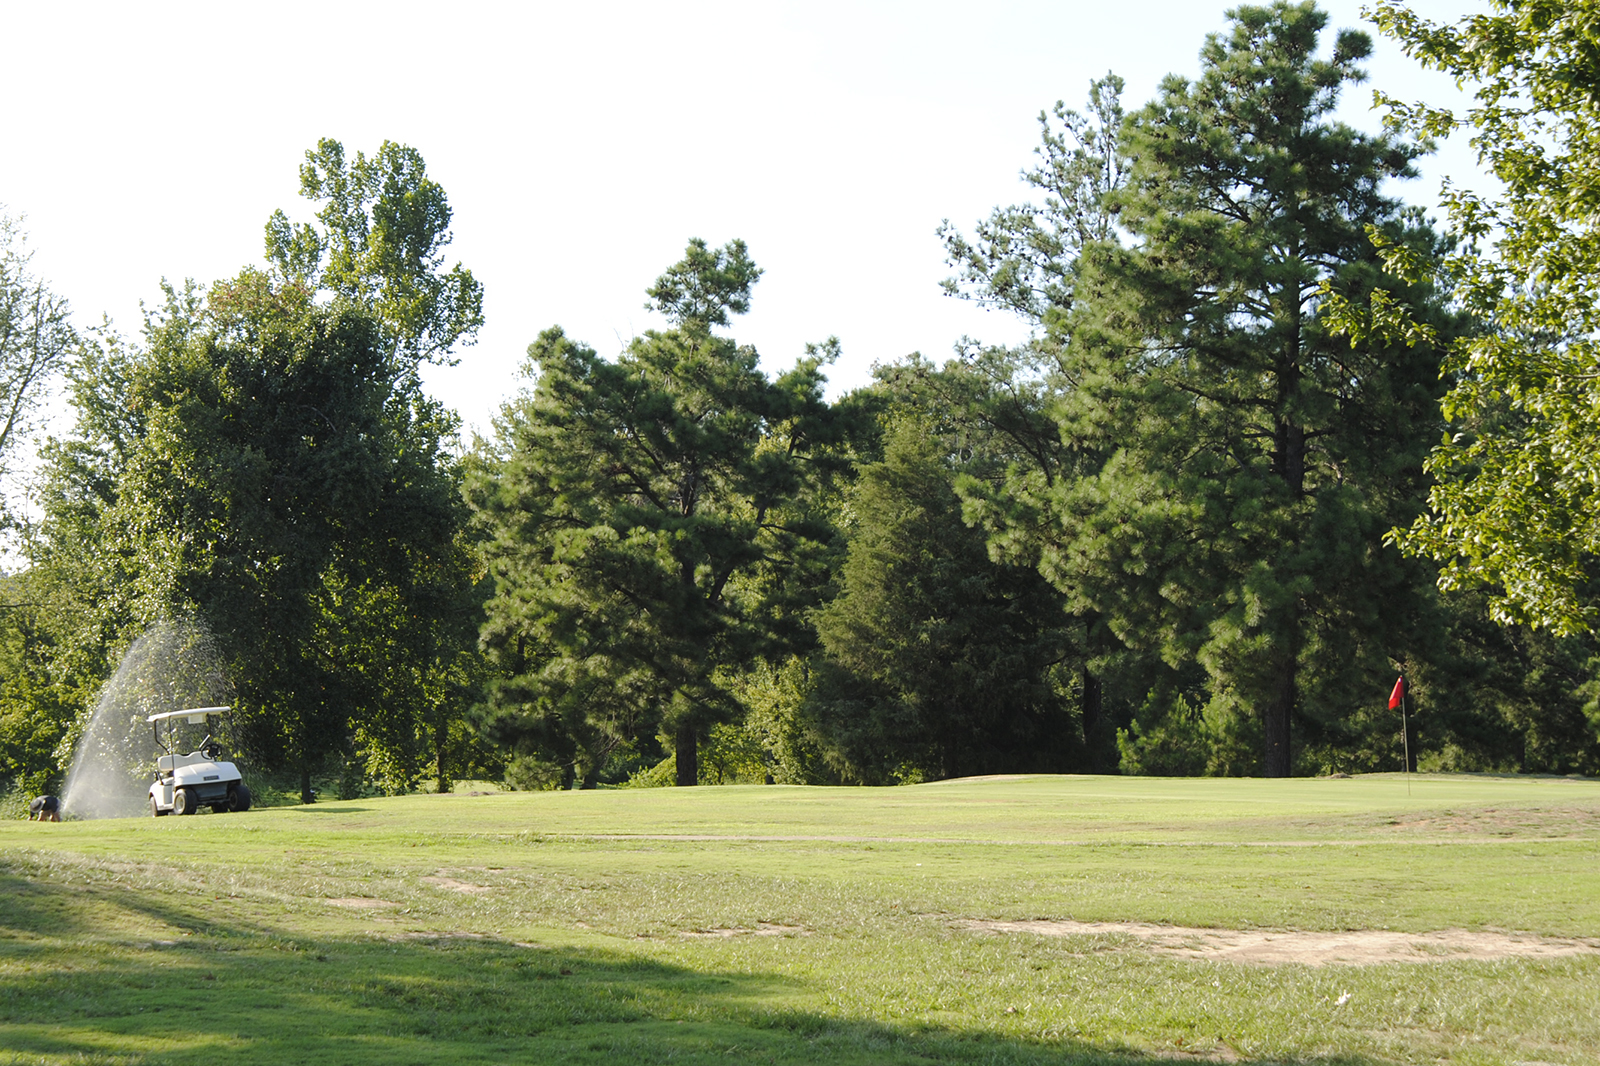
389,930 -> 491,941
421,875 -> 493,894
325,897 -> 398,909
385,932 -> 543,948
961,919 -> 1600,966
680,922 -> 810,938
1367,804 -> 1600,839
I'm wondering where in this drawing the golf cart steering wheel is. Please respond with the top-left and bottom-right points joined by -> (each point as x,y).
201,734 -> 222,759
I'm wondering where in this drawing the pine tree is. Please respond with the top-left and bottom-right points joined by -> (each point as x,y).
811,415 -> 1077,781
1033,2 -> 1452,775
469,240 -> 843,786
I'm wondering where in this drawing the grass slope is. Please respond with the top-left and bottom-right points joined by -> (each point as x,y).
1,774 -> 1596,1065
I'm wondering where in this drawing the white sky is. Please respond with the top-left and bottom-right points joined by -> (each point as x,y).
4,0 -> 1486,444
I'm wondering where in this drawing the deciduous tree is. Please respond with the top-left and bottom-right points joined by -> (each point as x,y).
266,139 -> 482,365
1369,0 -> 1600,635
0,210 -> 74,523
34,142 -> 480,802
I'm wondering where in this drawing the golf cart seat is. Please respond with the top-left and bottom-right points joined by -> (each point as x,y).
157,752 -> 211,773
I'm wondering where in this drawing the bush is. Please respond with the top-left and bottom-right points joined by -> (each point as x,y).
1117,691 -> 1259,776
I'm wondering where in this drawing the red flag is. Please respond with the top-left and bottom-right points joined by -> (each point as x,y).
1388,676 -> 1406,710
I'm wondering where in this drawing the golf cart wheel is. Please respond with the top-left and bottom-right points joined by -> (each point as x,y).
150,796 -> 168,818
173,787 -> 195,816
228,783 -> 252,813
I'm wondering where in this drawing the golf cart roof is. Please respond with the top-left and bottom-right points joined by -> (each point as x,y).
146,706 -> 232,724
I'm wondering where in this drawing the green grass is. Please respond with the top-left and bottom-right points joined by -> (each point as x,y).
1,773 -> 1597,1064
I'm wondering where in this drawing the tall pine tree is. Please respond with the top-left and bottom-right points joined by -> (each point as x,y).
469,240 -> 843,786
1014,3 -> 1452,775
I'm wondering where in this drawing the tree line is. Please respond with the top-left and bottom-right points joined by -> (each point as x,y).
2,1 -> 1598,799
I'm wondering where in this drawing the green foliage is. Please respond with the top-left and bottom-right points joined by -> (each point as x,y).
23,141 -> 482,801
809,415 -> 1077,782
644,237 -> 762,329
940,75 -> 1128,324
0,210 -> 74,525
265,139 -> 483,364
723,656 -> 837,785
13,27 -> 1600,793
937,74 -> 1136,772
470,240 -> 845,787
1117,692 -> 1260,777
1432,597 -> 1600,775
1365,1 -> 1600,635
618,658 -> 838,788
45,278 -> 472,793
1116,693 -> 1211,778
0,573 -> 73,797
968,2 -> 1454,777
696,722 -> 766,784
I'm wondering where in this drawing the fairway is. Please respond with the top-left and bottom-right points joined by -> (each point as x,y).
2,775 -> 1597,1065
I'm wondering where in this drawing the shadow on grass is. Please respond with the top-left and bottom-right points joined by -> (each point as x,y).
0,867 -> 1391,1066
0,867 -> 108,941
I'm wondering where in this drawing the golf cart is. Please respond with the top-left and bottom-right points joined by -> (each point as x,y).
147,706 -> 252,816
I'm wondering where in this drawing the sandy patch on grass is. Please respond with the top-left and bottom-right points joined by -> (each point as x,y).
961,919 -> 1600,966
386,932 -> 544,948
391,930 -> 491,940
1369,805 -> 1600,839
421,875 -> 492,894
325,897 -> 398,909
680,922 -> 810,938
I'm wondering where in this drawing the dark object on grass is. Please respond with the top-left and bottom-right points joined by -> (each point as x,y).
28,795 -> 59,822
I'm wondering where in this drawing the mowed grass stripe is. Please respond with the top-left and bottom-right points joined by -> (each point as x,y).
15,773 -> 1600,841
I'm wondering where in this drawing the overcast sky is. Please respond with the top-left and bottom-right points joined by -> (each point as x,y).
4,0 -> 1485,442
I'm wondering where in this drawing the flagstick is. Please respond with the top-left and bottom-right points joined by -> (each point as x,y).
1400,690 -> 1411,797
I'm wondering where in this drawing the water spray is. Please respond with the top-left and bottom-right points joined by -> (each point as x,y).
60,619 -> 235,820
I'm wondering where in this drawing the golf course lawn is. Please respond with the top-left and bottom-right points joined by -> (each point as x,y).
1,774 -> 1596,1064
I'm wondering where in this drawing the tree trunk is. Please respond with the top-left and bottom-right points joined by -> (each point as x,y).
1265,347 -> 1305,778
1263,651 -> 1295,778
675,726 -> 699,787
1081,664 -> 1106,772
300,767 -> 314,805
434,717 -> 451,795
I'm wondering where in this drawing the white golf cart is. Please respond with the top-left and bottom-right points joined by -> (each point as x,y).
147,706 -> 252,816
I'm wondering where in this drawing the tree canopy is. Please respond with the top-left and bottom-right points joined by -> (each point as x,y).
469,240 -> 845,786
266,139 -> 483,365
962,1 -> 1454,776
810,413 -> 1077,782
1369,0 -> 1600,636
0,210 -> 74,525
5,5 -> 1598,800
29,141 -> 481,803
